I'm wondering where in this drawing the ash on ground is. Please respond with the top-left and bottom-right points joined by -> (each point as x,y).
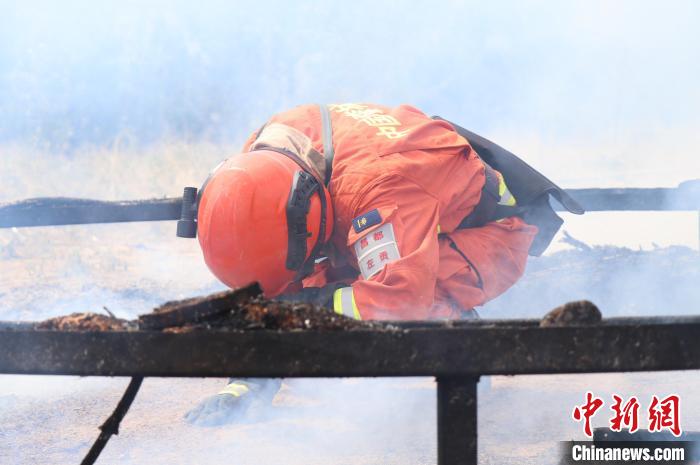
482,241 -> 699,318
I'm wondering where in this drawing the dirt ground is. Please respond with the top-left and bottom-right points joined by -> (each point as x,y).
1,218 -> 699,464
2,373 -> 699,465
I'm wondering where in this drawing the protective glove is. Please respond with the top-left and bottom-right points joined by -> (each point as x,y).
184,383 -> 255,427
184,379 -> 282,427
275,283 -> 345,309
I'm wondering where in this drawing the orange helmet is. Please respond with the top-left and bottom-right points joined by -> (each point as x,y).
194,149 -> 333,296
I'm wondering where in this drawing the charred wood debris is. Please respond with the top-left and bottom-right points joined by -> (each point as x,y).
33,283 -> 384,333
26,281 -> 604,333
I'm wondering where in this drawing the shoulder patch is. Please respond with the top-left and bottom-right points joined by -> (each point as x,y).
354,222 -> 401,279
352,209 -> 382,233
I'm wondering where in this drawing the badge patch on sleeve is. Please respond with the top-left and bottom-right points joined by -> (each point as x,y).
352,209 -> 382,233
353,223 -> 401,279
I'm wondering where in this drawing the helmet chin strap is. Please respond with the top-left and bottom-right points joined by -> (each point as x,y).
255,145 -> 329,281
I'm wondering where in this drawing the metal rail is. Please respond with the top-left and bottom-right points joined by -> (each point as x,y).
560,181 -> 700,211
2,315 -> 700,465
0,197 -> 181,228
1,180 -> 698,229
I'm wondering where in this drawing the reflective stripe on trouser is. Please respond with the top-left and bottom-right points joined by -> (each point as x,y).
333,287 -> 361,320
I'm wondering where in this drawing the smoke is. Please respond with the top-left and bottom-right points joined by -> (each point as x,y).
1,1 -> 699,157
0,141 -> 232,203
483,244 -> 700,318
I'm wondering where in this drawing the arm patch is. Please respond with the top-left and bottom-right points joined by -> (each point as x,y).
353,222 -> 401,279
352,208 -> 382,233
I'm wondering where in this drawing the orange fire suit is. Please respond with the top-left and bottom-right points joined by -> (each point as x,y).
243,103 -> 538,321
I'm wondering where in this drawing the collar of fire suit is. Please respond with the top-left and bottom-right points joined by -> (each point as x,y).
318,104 -> 335,187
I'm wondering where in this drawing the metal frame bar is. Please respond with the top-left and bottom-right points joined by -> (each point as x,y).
560,183 -> 699,211
3,316 -> 700,464
0,197 -> 181,228
437,377 -> 478,465
2,180 -> 698,229
3,316 -> 700,377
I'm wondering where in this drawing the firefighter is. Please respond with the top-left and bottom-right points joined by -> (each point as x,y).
183,103 -> 582,425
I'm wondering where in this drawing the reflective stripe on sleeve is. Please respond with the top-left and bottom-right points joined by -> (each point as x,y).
497,172 -> 517,207
333,287 -> 361,320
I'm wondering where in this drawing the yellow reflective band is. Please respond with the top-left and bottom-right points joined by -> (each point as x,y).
333,287 -> 361,320
333,289 -> 344,316
218,382 -> 250,397
497,171 -> 505,196
437,224 -> 441,234
497,172 -> 517,207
